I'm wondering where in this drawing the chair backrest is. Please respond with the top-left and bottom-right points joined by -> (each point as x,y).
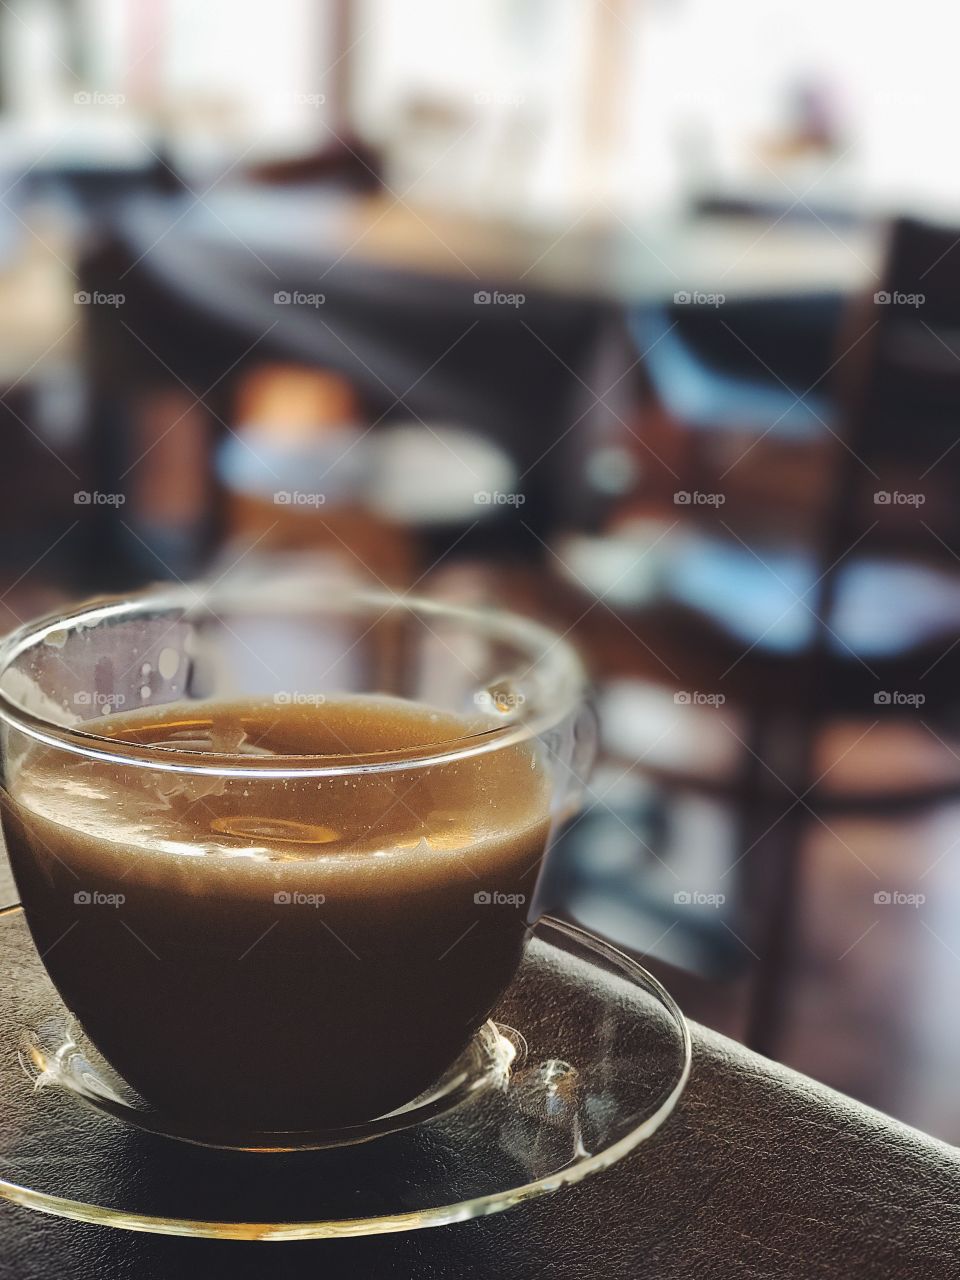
802,216 -> 960,704
832,217 -> 960,538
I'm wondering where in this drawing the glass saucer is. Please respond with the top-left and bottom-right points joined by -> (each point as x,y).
0,906 -> 691,1241
20,1008 -> 523,1153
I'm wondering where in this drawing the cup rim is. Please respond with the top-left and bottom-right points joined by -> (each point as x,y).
0,585 -> 587,779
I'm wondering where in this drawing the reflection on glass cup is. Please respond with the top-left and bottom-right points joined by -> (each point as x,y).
0,584 -> 593,1137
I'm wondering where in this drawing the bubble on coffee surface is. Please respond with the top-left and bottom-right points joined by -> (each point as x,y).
393,824 -> 476,853
410,807 -> 478,851
210,816 -> 340,845
157,647 -> 180,681
475,678 -> 526,721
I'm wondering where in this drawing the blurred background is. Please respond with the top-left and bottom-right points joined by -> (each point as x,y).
2,0 -> 960,1141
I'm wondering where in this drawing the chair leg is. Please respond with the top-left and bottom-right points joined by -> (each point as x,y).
743,813 -> 807,1056
737,710 -> 817,1058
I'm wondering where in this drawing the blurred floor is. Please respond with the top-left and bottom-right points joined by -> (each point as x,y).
787,806 -> 960,1140
569,779 -> 960,1145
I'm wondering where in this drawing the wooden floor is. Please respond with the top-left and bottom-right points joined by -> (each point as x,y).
786,807 -> 960,1139
561,782 -> 960,1145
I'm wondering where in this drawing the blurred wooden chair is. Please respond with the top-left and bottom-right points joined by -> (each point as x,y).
217,364 -> 413,588
628,290 -> 843,529
574,216 -> 960,1054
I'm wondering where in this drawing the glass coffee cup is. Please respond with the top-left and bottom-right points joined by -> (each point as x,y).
0,582 -> 592,1141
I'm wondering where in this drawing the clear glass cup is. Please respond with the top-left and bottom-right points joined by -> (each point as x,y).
0,579 -> 593,1139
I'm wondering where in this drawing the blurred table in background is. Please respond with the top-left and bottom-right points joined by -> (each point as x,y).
74,185 -> 879,576
316,198 -> 879,301
93,184 -> 881,304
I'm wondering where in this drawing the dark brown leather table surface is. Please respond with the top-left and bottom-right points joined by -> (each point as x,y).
1,855 -> 958,1280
